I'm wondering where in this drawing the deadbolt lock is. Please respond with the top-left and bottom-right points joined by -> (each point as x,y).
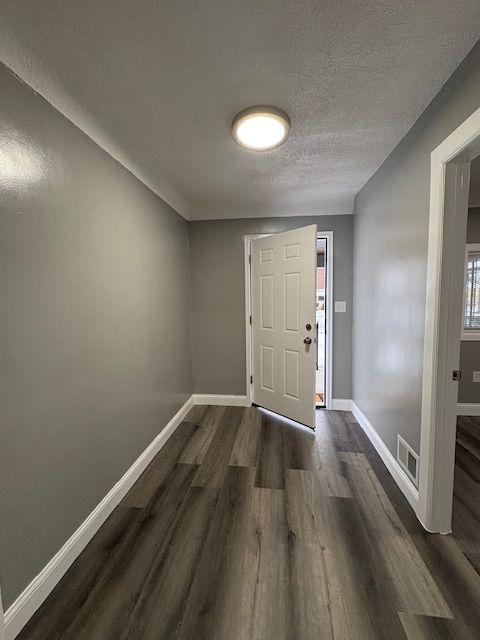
305,323 -> 312,331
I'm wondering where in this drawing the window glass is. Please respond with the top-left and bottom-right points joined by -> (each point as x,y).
464,250 -> 480,330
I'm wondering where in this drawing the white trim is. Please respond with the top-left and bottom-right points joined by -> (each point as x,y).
457,403 -> 480,416
461,332 -> 480,341
351,402 -> 419,512
419,107 -> 480,534
192,394 -> 250,407
0,590 -> 6,640
244,234 -> 270,407
4,396 -> 194,640
330,398 -> 353,411
322,232 -> 334,410
244,236 -> 252,406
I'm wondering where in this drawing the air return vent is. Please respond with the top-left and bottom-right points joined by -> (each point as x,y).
397,435 -> 419,487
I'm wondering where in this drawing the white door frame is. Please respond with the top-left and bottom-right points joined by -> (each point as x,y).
418,107 -> 480,534
0,588 -> 6,640
244,231 -> 334,411
244,234 -> 268,407
322,231 -> 334,411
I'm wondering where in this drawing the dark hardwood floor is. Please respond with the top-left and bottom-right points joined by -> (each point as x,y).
18,406 -> 480,639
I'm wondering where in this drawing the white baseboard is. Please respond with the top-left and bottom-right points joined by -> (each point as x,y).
192,395 -> 355,412
4,395 -> 194,640
330,399 -> 353,411
457,403 -> 480,416
192,394 -> 250,407
351,402 -> 419,512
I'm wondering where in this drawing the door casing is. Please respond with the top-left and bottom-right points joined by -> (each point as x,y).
0,587 -> 6,640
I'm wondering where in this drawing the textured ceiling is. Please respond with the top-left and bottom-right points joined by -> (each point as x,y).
1,1 -> 479,220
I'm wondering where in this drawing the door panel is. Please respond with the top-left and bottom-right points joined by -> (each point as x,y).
251,225 -> 316,428
261,345 -> 274,390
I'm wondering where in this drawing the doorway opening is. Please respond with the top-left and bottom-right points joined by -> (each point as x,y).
244,228 -> 333,426
419,107 -> 480,534
450,161 -> 480,553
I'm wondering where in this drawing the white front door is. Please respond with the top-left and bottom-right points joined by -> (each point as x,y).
251,225 -> 317,428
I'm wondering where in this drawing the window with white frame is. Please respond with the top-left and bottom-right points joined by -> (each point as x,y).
463,243 -> 480,340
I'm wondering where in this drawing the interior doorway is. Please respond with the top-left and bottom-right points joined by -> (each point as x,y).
419,107 -> 480,534
244,228 -> 333,425
449,158 -> 480,556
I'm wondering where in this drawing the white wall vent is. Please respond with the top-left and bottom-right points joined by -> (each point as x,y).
397,435 -> 419,487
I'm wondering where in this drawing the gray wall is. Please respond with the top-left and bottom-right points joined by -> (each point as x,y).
353,41 -> 480,456
189,216 -> 353,399
459,207 -> 480,403
0,64 -> 192,606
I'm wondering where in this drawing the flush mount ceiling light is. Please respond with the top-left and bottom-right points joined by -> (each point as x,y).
232,106 -> 290,151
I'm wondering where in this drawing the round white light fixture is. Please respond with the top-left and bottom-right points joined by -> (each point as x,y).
232,106 -> 290,151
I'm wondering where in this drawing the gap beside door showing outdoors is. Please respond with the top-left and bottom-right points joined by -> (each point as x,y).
250,225 -> 317,429
316,236 -> 327,407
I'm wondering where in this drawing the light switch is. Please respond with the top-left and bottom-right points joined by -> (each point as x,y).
335,301 -> 346,313
473,371 -> 480,383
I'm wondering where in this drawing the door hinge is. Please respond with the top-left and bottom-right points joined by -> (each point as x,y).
452,370 -> 462,381
249,315 -> 252,325
249,254 -> 251,264
250,375 -> 253,384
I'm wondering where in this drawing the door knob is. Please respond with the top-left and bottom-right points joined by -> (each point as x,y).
303,337 -> 312,344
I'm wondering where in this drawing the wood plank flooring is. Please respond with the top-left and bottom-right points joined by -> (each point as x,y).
452,416 -> 480,562
17,407 -> 480,639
